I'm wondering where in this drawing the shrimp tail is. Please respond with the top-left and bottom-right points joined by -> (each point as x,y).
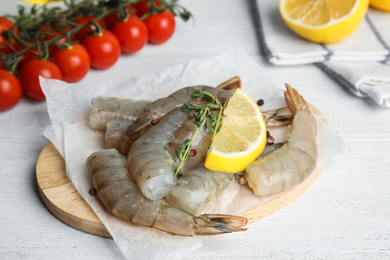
284,84 -> 309,114
262,107 -> 293,127
194,214 -> 248,235
217,76 -> 241,91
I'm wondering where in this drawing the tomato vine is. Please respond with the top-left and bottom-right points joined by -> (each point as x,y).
1,0 -> 191,72
0,0 -> 191,109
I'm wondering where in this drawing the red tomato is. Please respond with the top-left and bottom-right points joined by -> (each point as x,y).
135,1 -> 162,17
73,16 -> 104,42
0,69 -> 23,111
105,4 -> 138,30
19,59 -> 62,100
112,16 -> 148,54
0,16 -> 19,54
51,43 -> 90,83
82,30 -> 121,70
144,10 -> 175,44
0,56 -> 6,70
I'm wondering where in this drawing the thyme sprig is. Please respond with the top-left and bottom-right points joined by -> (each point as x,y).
173,107 -> 208,176
192,90 -> 227,141
173,90 -> 227,176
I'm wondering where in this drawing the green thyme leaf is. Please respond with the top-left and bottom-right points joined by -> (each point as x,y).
208,103 -> 219,109
206,118 -> 214,132
192,90 -> 203,98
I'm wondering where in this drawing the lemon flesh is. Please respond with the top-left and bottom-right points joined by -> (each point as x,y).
280,0 -> 369,43
370,0 -> 390,12
204,89 -> 267,173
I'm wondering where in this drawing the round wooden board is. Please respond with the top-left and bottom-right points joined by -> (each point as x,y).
36,105 -> 326,238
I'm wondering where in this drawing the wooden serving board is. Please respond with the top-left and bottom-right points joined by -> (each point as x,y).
36,105 -> 326,238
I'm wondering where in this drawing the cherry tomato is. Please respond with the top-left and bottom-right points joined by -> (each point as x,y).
73,16 -> 104,42
105,4 -> 138,30
19,59 -> 62,100
0,56 -> 6,70
144,10 -> 175,44
135,1 -> 162,17
112,16 -> 148,54
82,30 -> 121,70
0,69 -> 23,111
0,16 -> 19,54
51,43 -> 90,83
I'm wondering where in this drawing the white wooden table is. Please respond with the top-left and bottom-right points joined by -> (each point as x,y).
1,0 -> 389,259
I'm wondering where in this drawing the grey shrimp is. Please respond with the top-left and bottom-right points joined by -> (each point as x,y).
86,149 -> 248,236
105,120 -> 134,154
166,165 -> 233,216
88,97 -> 151,130
126,108 -> 188,200
245,85 -> 318,196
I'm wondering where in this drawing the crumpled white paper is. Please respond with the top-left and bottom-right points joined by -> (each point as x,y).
41,49 -> 343,260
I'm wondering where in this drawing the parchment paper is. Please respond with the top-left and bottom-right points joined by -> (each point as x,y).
41,49 -> 343,260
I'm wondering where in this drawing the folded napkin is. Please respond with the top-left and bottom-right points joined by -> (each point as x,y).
255,0 -> 390,107
317,61 -> 390,107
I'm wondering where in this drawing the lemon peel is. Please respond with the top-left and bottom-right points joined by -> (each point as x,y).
370,0 -> 390,12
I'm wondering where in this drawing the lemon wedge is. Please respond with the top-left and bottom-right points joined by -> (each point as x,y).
370,0 -> 390,12
204,89 -> 267,173
23,0 -> 54,4
279,0 -> 369,43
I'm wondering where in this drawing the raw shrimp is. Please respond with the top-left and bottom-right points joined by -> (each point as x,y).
166,165 -> 233,215
125,77 -> 241,141
89,97 -> 151,130
245,85 -> 318,196
127,108 -> 188,200
86,149 -> 248,236
105,120 -> 133,154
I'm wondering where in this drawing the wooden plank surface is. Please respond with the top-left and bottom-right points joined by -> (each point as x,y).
4,1 -> 390,259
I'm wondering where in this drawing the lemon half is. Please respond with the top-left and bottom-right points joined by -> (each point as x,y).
280,0 -> 369,43
204,89 -> 267,173
370,0 -> 390,12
